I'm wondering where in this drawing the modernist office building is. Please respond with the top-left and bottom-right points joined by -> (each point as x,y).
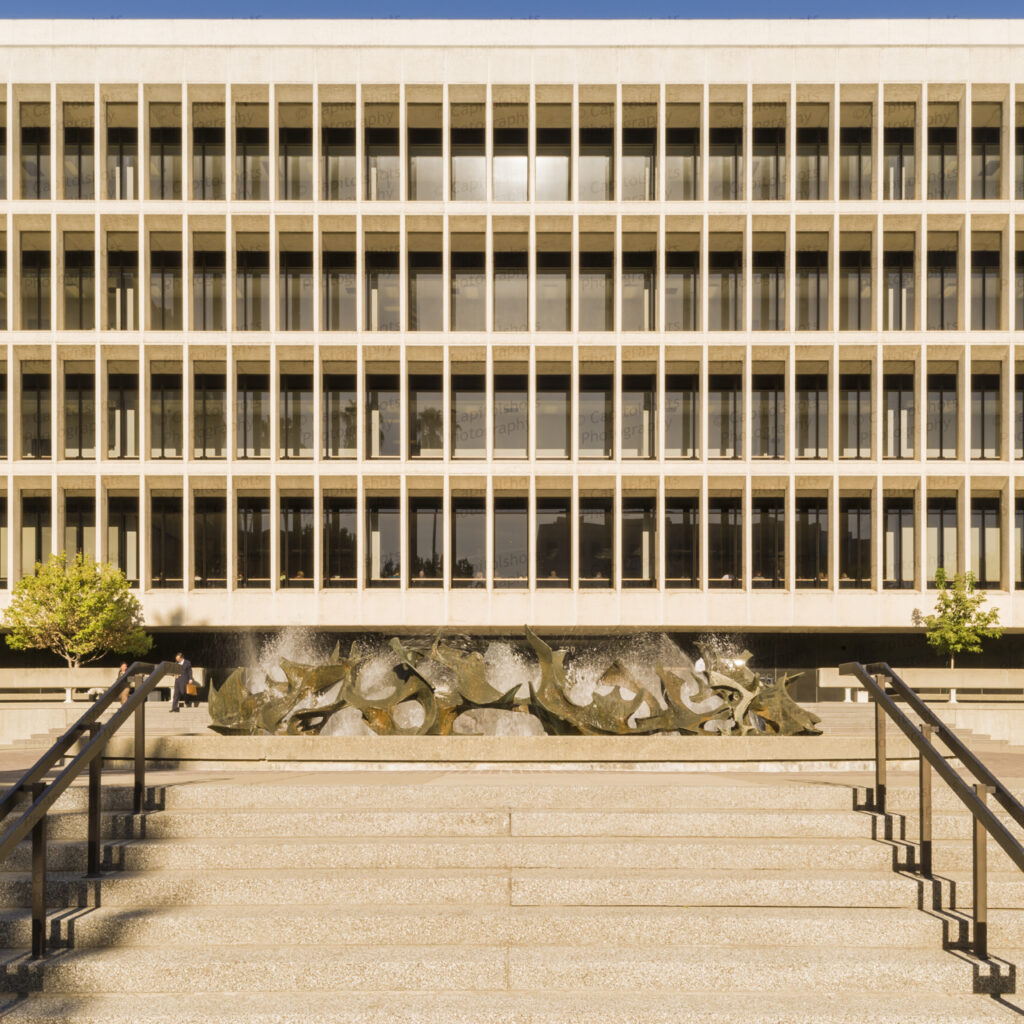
0,20 -> 1023,649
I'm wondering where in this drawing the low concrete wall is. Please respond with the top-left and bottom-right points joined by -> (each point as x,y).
0,704 -> 102,745
0,667 -> 202,703
819,667 -> 1024,702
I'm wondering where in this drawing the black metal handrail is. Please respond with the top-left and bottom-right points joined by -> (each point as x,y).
0,660 -> 178,959
840,660 -> 1024,960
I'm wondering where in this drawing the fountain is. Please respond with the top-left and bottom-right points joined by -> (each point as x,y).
208,628 -> 822,737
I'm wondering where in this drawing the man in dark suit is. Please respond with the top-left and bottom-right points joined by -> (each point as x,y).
171,652 -> 194,713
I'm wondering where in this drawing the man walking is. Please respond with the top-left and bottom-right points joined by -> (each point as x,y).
171,652 -> 194,713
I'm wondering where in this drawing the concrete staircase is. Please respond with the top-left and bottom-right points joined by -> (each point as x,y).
0,769 -> 1022,1022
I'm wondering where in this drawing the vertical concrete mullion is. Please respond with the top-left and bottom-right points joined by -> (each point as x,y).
829,341 -> 839,465
873,83 -> 882,202
355,83 -> 363,205
268,84 -> 277,204
873,212 -> 883,333
399,343 -> 408,464
226,475 -> 235,595
181,471 -> 190,596
398,82 -> 407,203
571,343 -> 579,463
874,473 -> 883,592
5,82 -> 13,206
570,472 -> 579,592
442,344 -> 451,463
743,206 -> 752,336
872,341 -> 882,463
571,84 -> 579,204
700,83 -> 709,203
441,83 -> 450,205
657,82 -> 666,204
399,472 -> 408,592
614,213 -> 622,336
442,476 -> 451,591
613,474 -> 622,591
313,189 -> 321,334
528,472 -> 536,591
918,342 -> 928,464
313,470 -> 322,592
571,211 -> 579,334
830,474 -> 840,591
528,213 -> 536,334
485,210 -> 493,335
964,83 -> 973,202
963,210 -> 972,339
226,345 -> 236,469
485,340 -> 494,462
788,83 -> 796,203
787,203 -> 795,334
831,82 -> 839,202
485,82 -> 493,204
312,84 -> 321,205
742,475 -> 752,590
355,211 -> 363,334
786,342 -> 796,465
919,85 -> 928,204
656,473 -> 665,592
49,83 -> 56,203
699,335 -> 709,464
830,210 -> 839,334
614,83 -> 622,205
355,469 -> 365,591
961,468 -> 971,582
743,83 -> 752,203
613,343 -> 622,463
313,341 -> 322,466
270,341 -> 280,464
918,474 -> 928,592
786,474 -> 795,592
528,83 -> 536,204
225,85 -> 234,335
699,473 -> 708,591
355,342 -> 366,467
485,474 -> 493,592
139,472 -> 149,590
700,213 -> 709,335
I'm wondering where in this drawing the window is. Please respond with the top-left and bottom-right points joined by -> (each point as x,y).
494,251 -> 528,331
149,105 -> 181,200
883,373 -> 914,459
237,497 -> 271,589
409,374 -> 443,458
63,372 -> 95,459
365,105 -> 400,200
107,373 -> 138,459
579,251 -> 613,331
839,497 -> 871,589
452,373 -> 486,459
535,104 -> 571,201
235,250 -> 269,331
63,106 -> 94,200
708,497 -> 742,588
235,108 -> 269,200
884,105 -> 915,199
665,374 -> 698,458
972,102 -> 1002,200
884,250 -> 914,330
927,249 -> 958,330
193,249 -> 225,330
927,497 -> 958,586
752,251 -> 785,330
622,252 -> 655,331
323,373 -> 357,459
450,103 -> 486,201
107,249 -> 138,331
884,497 -> 914,590
578,104 -> 614,201
708,251 -> 742,331
971,373 -> 1000,460
752,120 -> 785,200
927,105 -> 958,200
236,373 -> 270,459
150,496 -> 183,589
536,497 -> 570,587
323,251 -> 356,331
972,251 -> 1000,330
494,497 -> 528,588
0,375 -> 8,457
665,498 -> 699,588
365,251 -> 400,331
408,105 -> 442,201
795,498 -> 828,589
106,106 -> 137,200
21,249 -> 51,330
709,105 -> 742,200
971,498 -> 1000,589
107,496 -> 139,586
193,372 -> 226,459
20,497 -> 51,576
451,251 -> 485,331
366,374 -> 400,458
796,373 -> 827,458
839,250 -> 871,331
839,373 -> 871,459
193,495 -> 226,588
927,373 -> 957,460
451,497 -> 485,587
796,250 -> 828,330
21,372 -> 51,459
665,251 -> 699,331
579,497 -> 613,588
63,249 -> 94,330
280,496 -> 314,588
796,105 -> 828,200
707,374 -> 741,459
192,113 -> 225,200
150,372 -> 182,459
278,112 -> 312,201
751,374 -> 784,458
536,251 -> 570,331
493,103 -> 528,202
621,374 -> 654,459
409,497 -> 443,586
322,105 -> 355,200
839,104 -> 871,200
751,496 -> 785,588
150,251 -> 182,330
578,374 -> 612,459
621,105 -> 656,201
323,497 -> 357,588
280,373 -> 313,459
536,375 -> 570,459
494,374 -> 528,458
408,251 -> 443,331
666,104 -> 700,200
21,104 -> 50,200
279,251 -> 313,331
622,498 -> 656,588
64,496 -> 95,559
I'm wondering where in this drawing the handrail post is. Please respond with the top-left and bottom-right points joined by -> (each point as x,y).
133,695 -> 146,815
86,722 -> 103,878
874,674 -> 887,814
30,781 -> 46,960
974,783 -> 994,960
918,723 -> 933,877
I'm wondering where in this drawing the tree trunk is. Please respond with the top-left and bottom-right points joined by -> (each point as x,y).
949,654 -> 955,670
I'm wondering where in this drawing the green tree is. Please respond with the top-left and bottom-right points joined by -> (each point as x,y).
3,552 -> 153,669
914,568 -> 1002,669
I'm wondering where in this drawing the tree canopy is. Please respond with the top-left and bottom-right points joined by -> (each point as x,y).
3,552 -> 153,669
915,568 -> 1002,669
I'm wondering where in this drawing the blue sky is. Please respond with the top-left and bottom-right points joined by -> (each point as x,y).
8,3 -> 1021,19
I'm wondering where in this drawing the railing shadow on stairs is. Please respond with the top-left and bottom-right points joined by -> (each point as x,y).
841,660 -> 1024,995
0,661 -> 178,959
